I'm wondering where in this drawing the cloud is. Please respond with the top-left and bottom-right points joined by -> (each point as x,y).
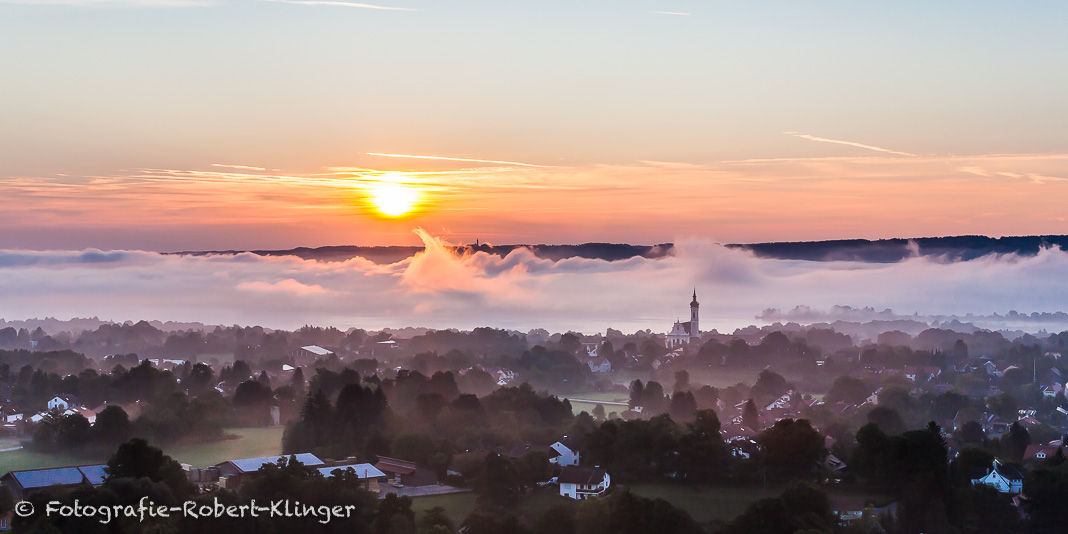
3,232 -> 1068,335
785,131 -> 917,157
652,11 -> 690,16
366,153 -> 554,168
0,0 -> 207,5
211,164 -> 266,172
261,0 -> 416,11
236,278 -> 333,296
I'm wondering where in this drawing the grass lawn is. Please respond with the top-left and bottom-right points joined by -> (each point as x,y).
0,446 -> 101,473
165,427 -> 286,467
628,483 -> 895,524
409,492 -> 479,527
627,483 -> 778,523
0,427 -> 286,474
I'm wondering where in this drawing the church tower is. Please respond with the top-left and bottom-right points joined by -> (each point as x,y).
689,289 -> 699,340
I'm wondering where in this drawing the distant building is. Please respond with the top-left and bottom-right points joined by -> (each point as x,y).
373,456 -> 439,487
213,453 -> 324,490
47,395 -> 79,411
587,357 -> 612,373
549,436 -> 582,466
970,459 -> 1023,494
558,466 -> 610,500
318,464 -> 387,493
666,290 -> 700,348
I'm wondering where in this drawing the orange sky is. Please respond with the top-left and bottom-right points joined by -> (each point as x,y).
1,151 -> 1066,250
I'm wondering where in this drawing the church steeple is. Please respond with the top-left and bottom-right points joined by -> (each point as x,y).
689,289 -> 699,338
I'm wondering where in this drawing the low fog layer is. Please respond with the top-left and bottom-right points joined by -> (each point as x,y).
1,229 -> 1067,335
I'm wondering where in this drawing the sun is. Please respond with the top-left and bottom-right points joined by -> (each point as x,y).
370,181 -> 419,217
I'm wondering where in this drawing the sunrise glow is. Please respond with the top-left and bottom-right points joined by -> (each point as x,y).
369,180 -> 419,218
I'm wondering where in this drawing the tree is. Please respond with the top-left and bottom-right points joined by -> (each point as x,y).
592,404 -> 606,422
757,419 -> 825,480
672,370 -> 690,393
826,375 -> 871,405
668,391 -> 696,422
1005,421 -> 1030,462
742,399 -> 759,430
479,453 -> 520,506
867,406 -> 905,436
105,438 -> 194,500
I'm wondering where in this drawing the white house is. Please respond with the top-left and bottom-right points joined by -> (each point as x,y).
558,466 -> 609,500
587,357 -> 612,373
549,436 -> 582,466
971,459 -> 1023,494
47,395 -> 79,411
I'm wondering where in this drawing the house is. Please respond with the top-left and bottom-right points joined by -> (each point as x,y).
318,463 -> 387,493
902,366 -> 941,383
558,465 -> 610,500
549,436 -> 582,466
62,405 -> 99,424
374,456 -> 439,487
294,345 -> 334,364
1023,444 -> 1064,462
970,459 -> 1023,494
47,395 -> 79,411
1,464 -> 107,500
586,357 -> 612,373
213,453 -> 324,490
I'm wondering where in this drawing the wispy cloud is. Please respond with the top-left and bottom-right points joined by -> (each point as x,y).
366,153 -> 554,168
0,0 -> 207,5
261,0 -> 416,10
652,11 -> 690,16
785,131 -> 917,157
211,163 -> 266,172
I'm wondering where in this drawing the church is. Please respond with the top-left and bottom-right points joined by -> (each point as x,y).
666,290 -> 701,348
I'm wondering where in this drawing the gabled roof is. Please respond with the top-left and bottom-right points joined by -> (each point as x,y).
300,345 -> 333,356
558,435 -> 583,451
318,464 -> 386,479
558,466 -> 607,485
224,453 -> 324,473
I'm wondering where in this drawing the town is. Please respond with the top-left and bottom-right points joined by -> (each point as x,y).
2,291 -> 1066,533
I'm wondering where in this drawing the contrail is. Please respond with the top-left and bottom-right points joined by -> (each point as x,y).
786,131 -> 916,157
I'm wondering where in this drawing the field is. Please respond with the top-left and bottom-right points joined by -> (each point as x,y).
165,427 -> 286,467
409,492 -> 479,526
628,483 -> 894,524
0,427 -> 286,473
409,486 -> 574,527
628,483 -> 778,523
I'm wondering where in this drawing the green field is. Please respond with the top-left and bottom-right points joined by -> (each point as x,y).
628,483 -> 894,524
409,486 -> 574,527
165,427 -> 286,467
0,427 -> 286,474
409,492 -> 479,526
628,483 -> 778,523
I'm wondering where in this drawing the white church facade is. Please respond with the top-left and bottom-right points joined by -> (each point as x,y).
666,290 -> 701,348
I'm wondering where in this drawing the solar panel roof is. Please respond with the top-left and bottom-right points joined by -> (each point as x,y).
318,464 -> 386,479
228,453 -> 324,473
12,467 -> 85,489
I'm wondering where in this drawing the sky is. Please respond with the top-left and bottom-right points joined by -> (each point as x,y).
1,1 -> 1067,332
1,0 -> 1067,250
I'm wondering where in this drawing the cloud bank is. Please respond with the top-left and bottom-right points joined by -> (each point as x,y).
2,230 -> 1068,335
